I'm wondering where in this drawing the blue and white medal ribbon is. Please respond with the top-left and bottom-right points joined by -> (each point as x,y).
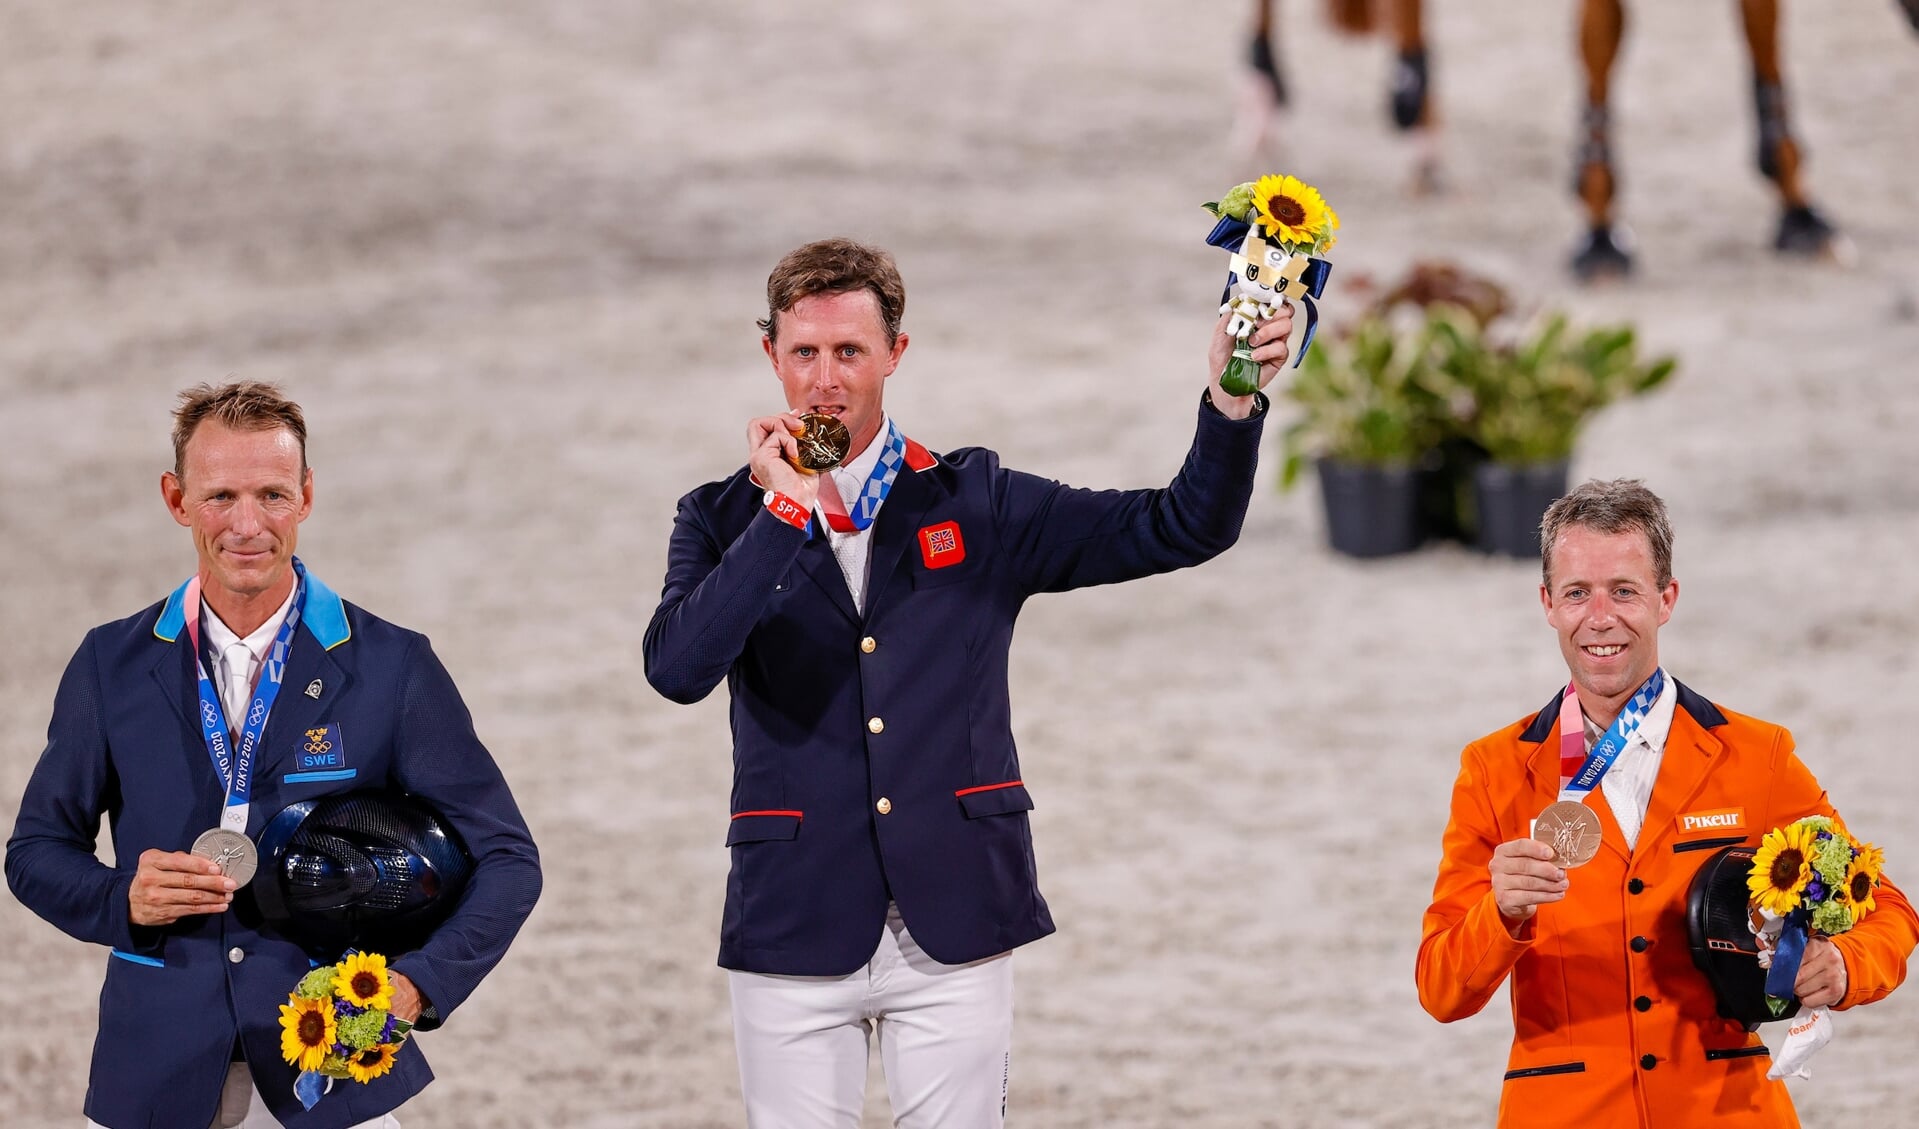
183,558 -> 309,837
817,420 -> 907,534
1557,667 -> 1667,802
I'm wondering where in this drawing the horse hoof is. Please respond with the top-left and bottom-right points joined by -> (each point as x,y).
1390,48 -> 1428,132
1775,205 -> 1846,260
1571,226 -> 1633,282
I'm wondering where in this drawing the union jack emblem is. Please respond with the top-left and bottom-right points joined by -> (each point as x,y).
917,520 -> 966,569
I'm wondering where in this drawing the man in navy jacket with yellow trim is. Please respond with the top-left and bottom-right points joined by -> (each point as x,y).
644,238 -> 1291,1127
6,382 -> 541,1129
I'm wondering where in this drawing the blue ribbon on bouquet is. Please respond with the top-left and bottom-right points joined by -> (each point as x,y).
1204,214 -> 1331,366
1765,906 -> 1813,1016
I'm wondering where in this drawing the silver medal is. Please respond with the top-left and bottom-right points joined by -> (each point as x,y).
191,827 -> 259,886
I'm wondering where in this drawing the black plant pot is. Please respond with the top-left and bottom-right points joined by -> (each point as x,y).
1416,436 -> 1490,545
1317,458 -> 1423,558
1473,460 -> 1571,559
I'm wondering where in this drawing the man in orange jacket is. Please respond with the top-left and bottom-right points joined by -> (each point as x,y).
1416,478 -> 1917,1127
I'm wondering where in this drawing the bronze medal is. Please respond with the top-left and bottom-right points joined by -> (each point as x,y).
191,827 -> 258,886
1533,800 -> 1602,869
791,412 -> 851,473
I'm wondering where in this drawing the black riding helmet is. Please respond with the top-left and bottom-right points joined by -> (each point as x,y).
253,790 -> 473,959
1687,844 -> 1801,1028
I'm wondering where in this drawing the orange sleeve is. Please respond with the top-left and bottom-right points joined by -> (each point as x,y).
1416,741 -> 1534,1022
1761,729 -> 1918,1011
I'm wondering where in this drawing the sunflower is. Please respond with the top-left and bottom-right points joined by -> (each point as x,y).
1843,843 -> 1885,921
345,1042 -> 401,1083
279,996 -> 338,1071
333,952 -> 394,1011
1748,821 -> 1817,917
1252,174 -> 1335,249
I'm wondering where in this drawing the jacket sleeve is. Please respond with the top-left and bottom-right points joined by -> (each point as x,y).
1761,728 -> 1918,1011
1416,740 -> 1535,1022
4,630 -> 157,956
997,392 -> 1264,596
387,635 -> 542,1030
643,491 -> 808,704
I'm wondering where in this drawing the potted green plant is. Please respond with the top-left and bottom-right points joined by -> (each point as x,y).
1432,310 -> 1677,558
1279,311 -> 1456,557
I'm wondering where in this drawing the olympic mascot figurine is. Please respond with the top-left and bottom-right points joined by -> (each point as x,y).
1203,174 -> 1338,395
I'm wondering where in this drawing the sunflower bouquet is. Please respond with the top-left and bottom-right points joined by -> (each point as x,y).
1202,173 -> 1340,395
1745,815 -> 1884,1078
278,951 -> 414,1110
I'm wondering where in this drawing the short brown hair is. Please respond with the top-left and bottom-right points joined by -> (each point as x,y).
171,381 -> 308,479
1540,478 -> 1674,590
758,238 -> 906,345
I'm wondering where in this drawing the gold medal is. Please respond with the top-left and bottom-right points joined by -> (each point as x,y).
791,413 -> 851,473
1533,800 -> 1602,869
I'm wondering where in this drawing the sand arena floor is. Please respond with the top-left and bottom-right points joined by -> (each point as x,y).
3,3 -> 1919,1125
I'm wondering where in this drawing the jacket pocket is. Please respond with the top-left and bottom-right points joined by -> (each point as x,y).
956,782 -> 1032,819
1503,1061 -> 1586,1081
1675,835 -> 1747,854
110,949 -> 165,968
727,810 -> 803,846
1706,1046 -> 1770,1062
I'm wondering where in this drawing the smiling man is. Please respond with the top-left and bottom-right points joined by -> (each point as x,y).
644,238 -> 1288,1127
1416,478 -> 1917,1127
6,382 -> 541,1129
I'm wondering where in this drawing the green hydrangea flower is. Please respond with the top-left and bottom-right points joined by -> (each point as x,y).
295,966 -> 337,1000
319,1050 -> 352,1078
1812,897 -> 1855,936
1207,182 -> 1257,221
1815,834 -> 1854,889
335,1008 -> 390,1052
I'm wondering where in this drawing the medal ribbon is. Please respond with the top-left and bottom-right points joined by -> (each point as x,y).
181,558 -> 308,834
817,420 -> 907,534
1556,667 -> 1666,803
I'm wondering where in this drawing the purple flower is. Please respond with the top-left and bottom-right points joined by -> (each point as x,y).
1807,878 -> 1827,902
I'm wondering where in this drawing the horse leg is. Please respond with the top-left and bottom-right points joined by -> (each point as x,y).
1571,0 -> 1632,280
1387,0 -> 1428,131
1739,0 -> 1841,255
1384,0 -> 1443,194
1232,0 -> 1287,159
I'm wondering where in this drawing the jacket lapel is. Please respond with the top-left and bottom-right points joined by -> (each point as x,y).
792,535 -> 860,625
1633,698 -> 1725,857
1520,686 -> 1630,862
859,461 -> 940,618
253,622 -> 353,782
149,636 -> 199,734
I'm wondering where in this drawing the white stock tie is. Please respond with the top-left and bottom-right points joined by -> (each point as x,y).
223,642 -> 256,735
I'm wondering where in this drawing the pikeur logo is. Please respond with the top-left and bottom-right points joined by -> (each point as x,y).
1680,808 -> 1745,833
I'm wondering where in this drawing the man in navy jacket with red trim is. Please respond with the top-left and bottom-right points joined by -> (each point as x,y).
643,238 -> 1292,1127
6,383 -> 541,1129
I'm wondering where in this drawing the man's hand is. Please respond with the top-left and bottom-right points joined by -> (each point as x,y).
1206,303 -> 1295,419
747,413 -> 821,509
128,849 -> 235,927
1490,838 -> 1568,934
389,971 -> 427,1024
1794,938 -> 1849,1009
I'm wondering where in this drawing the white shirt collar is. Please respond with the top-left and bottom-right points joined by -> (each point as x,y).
831,415 -> 893,495
202,583 -> 298,660
1581,668 -> 1679,755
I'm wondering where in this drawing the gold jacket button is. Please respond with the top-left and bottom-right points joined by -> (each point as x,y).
876,797 -> 893,815
868,717 -> 884,734
861,636 -> 877,653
